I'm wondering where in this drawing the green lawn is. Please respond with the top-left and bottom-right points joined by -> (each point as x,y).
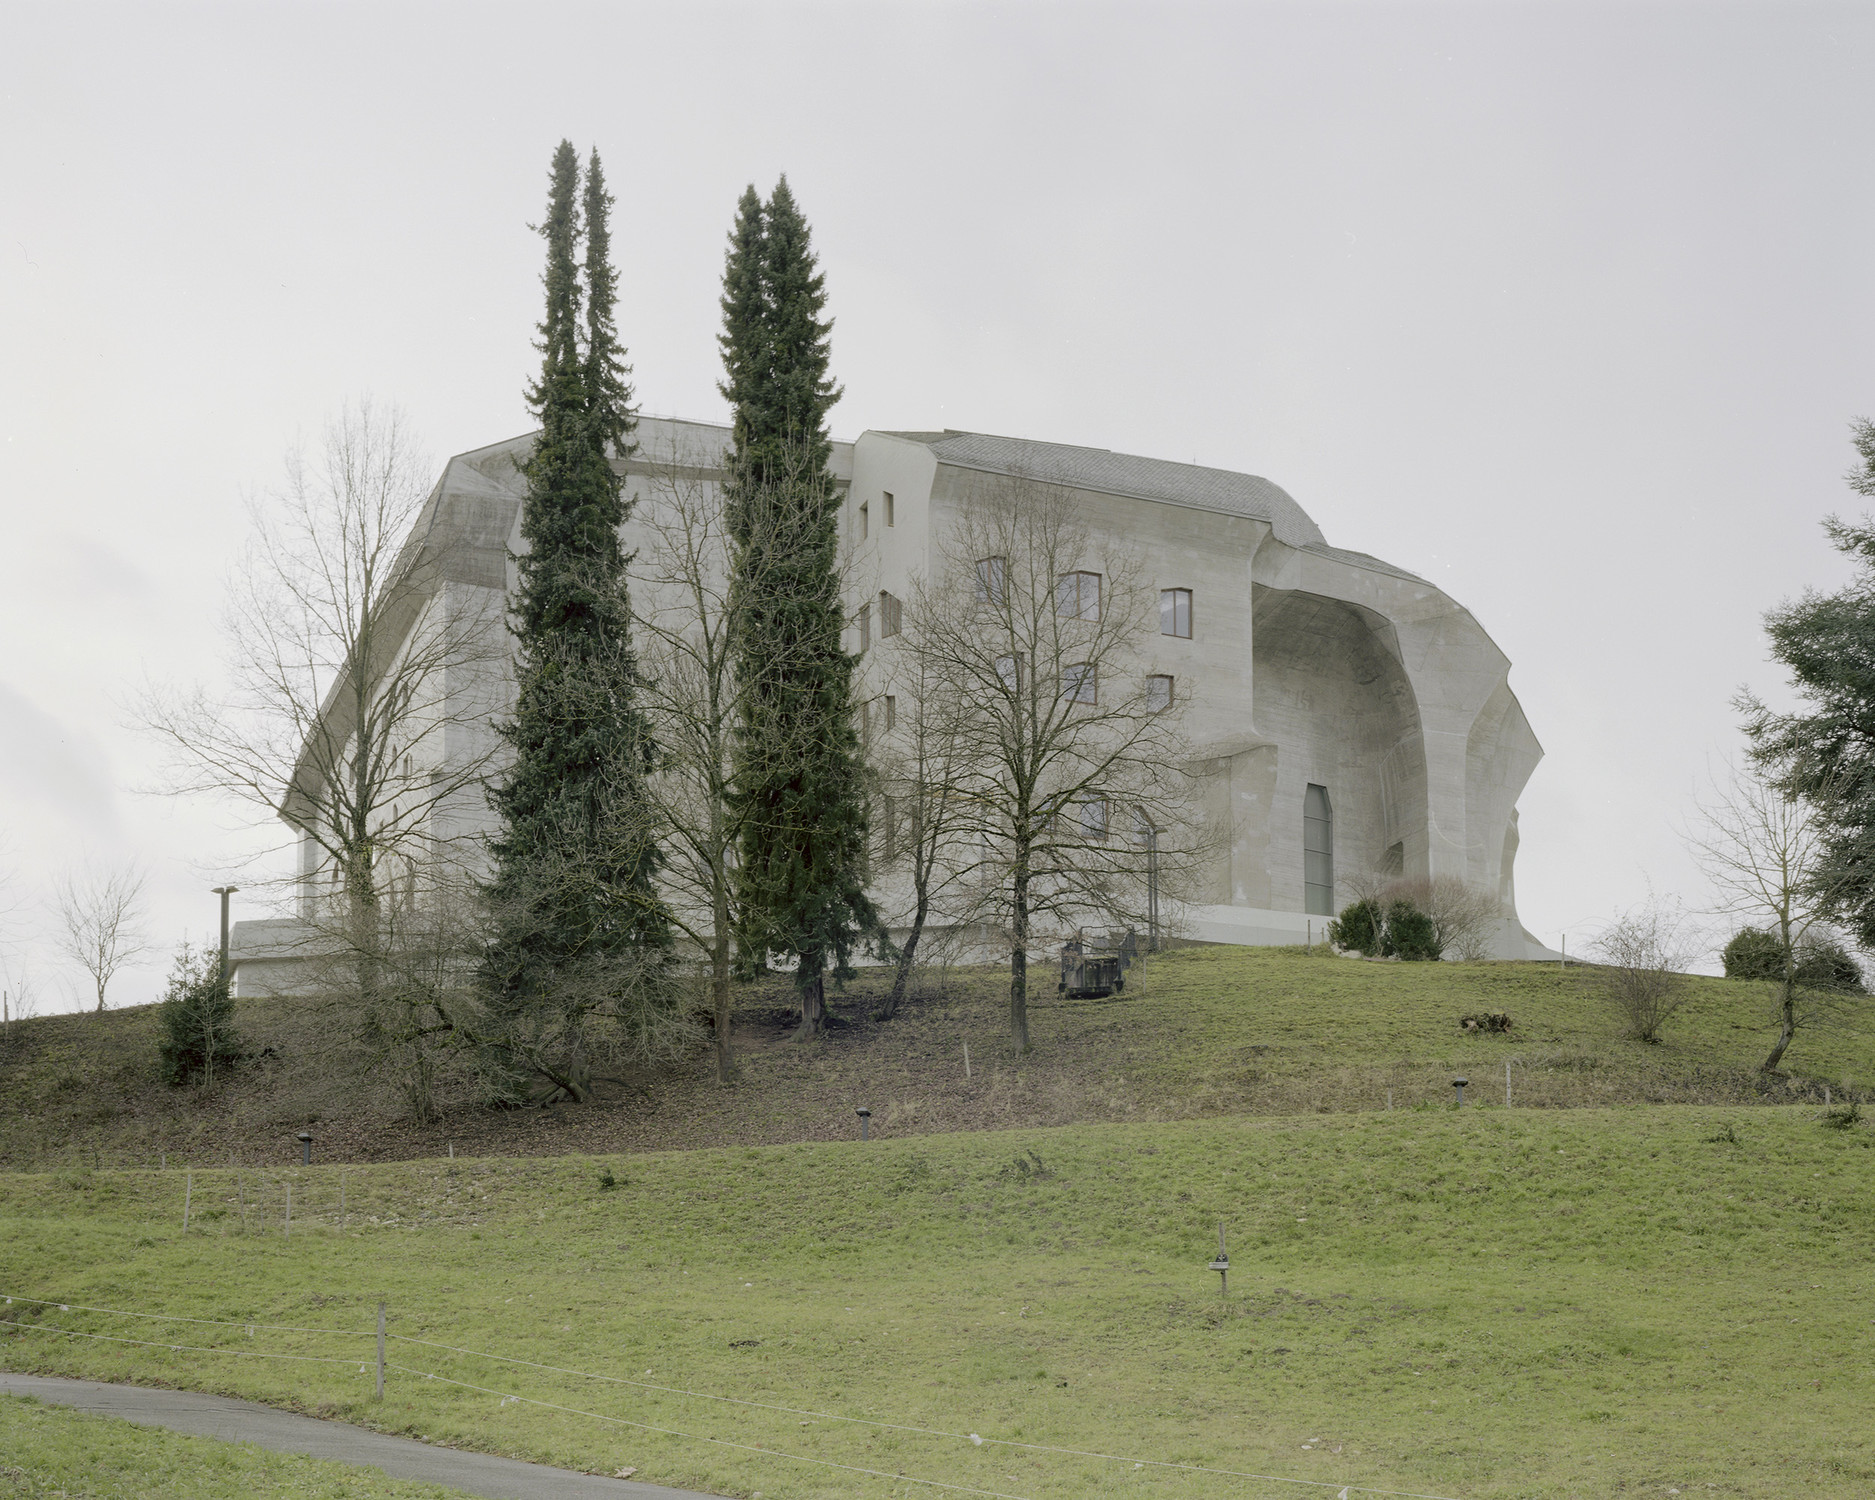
0,1393 -> 472,1498
3,1104 -> 1871,1498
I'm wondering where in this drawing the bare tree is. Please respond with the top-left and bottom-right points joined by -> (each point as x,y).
1684,759 -> 1860,1071
137,399 -> 502,1003
870,622 -> 979,1019
1592,895 -> 1698,1043
52,862 -> 151,1012
632,443 -> 833,1078
901,475 -> 1216,1052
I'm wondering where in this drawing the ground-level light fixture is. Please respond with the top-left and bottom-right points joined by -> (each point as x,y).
1208,1221 -> 1229,1296
1452,1077 -> 1468,1106
296,1131 -> 313,1165
855,1107 -> 872,1141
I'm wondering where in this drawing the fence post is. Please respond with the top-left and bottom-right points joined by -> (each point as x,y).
376,1302 -> 386,1400
1506,1061 -> 1512,1108
340,1171 -> 347,1231
182,1170 -> 192,1232
284,1183 -> 291,1240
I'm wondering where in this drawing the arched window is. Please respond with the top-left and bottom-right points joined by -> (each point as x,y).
1304,783 -> 1334,915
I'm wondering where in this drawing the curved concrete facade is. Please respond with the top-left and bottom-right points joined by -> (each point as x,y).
230,417 -> 1551,990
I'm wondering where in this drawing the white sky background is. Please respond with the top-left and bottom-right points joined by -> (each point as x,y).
2,1 -> 1870,1012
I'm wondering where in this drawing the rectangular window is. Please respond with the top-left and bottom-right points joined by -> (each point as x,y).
859,501 -> 869,539
883,794 -> 898,860
884,491 -> 895,527
1062,662 -> 1097,704
1080,797 -> 1109,842
880,591 -> 902,638
1146,674 -> 1174,712
884,694 -> 897,730
1160,588 -> 1192,638
1056,571 -> 1101,620
1304,783 -> 1334,916
995,653 -> 1023,692
976,556 -> 1006,605
857,601 -> 871,651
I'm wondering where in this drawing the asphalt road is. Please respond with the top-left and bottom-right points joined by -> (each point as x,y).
0,1372 -> 724,1500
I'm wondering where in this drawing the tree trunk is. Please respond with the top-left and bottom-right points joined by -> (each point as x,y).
793,971 -> 826,1041
881,889 -> 928,1020
1761,980 -> 1797,1073
711,889 -> 735,1083
1010,862 -> 1031,1053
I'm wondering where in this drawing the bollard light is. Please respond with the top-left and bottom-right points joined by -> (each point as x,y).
1452,1077 -> 1468,1106
297,1131 -> 313,1166
855,1106 -> 872,1141
1207,1221 -> 1229,1297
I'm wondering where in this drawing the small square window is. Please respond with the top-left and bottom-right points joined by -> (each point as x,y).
1062,662 -> 1097,704
1146,674 -> 1174,712
1057,571 -> 1101,621
976,556 -> 1006,605
884,491 -> 895,527
1160,588 -> 1192,639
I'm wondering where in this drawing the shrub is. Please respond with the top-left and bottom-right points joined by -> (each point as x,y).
1383,900 -> 1442,962
1721,926 -> 1865,992
1594,900 -> 1695,1043
1819,1101 -> 1862,1131
1459,1012 -> 1513,1034
1328,898 -> 1384,957
156,942 -> 244,1087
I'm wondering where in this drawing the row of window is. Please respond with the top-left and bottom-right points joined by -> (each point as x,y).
974,561 -> 1195,639
858,491 -> 896,538
856,591 -> 904,650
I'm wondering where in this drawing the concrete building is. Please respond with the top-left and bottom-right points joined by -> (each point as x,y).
230,417 -> 1551,991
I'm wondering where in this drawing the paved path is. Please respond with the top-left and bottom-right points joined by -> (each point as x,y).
0,1373 -> 723,1500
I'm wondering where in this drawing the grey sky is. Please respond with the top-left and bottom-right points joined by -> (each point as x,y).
3,2 -> 1870,1009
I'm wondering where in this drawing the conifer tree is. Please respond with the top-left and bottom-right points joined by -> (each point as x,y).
720,176 -> 879,1036
482,142 -> 673,1099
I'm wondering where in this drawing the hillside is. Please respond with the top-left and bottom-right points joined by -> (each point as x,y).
2,947 -> 1869,1170
1,1106 -> 1870,1499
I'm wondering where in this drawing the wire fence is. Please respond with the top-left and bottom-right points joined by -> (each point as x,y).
0,1289 -> 1466,1500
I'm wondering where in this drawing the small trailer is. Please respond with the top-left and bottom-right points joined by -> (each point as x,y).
1058,927 -> 1139,999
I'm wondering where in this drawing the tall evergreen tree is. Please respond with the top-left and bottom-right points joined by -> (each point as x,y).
721,176 -> 879,1036
482,142 -> 673,1100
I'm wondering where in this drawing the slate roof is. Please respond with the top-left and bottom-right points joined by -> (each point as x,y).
885,429 -> 1428,586
894,430 -> 1326,549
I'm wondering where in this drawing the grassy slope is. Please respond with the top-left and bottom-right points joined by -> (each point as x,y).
2,1105 -> 1871,1499
0,1393 -> 472,1498
2,948 -> 1871,1168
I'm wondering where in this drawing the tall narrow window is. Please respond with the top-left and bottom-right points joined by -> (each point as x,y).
976,556 -> 1006,605
1057,571 -> 1101,620
995,653 -> 1024,692
857,602 -> 871,651
880,591 -> 902,638
1146,674 -> 1174,712
883,794 -> 898,860
884,694 -> 897,730
1080,797 -> 1109,842
1304,783 -> 1334,916
859,501 -> 869,539
1062,662 -> 1098,704
883,491 -> 895,527
1159,588 -> 1192,638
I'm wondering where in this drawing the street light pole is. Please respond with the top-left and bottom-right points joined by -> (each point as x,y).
210,886 -> 239,989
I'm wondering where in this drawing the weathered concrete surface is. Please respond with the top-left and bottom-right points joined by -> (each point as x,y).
0,1373 -> 722,1500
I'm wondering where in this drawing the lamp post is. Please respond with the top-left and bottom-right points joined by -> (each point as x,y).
210,885 -> 239,989
855,1106 -> 872,1141
1452,1077 -> 1468,1106
1145,820 -> 1160,954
